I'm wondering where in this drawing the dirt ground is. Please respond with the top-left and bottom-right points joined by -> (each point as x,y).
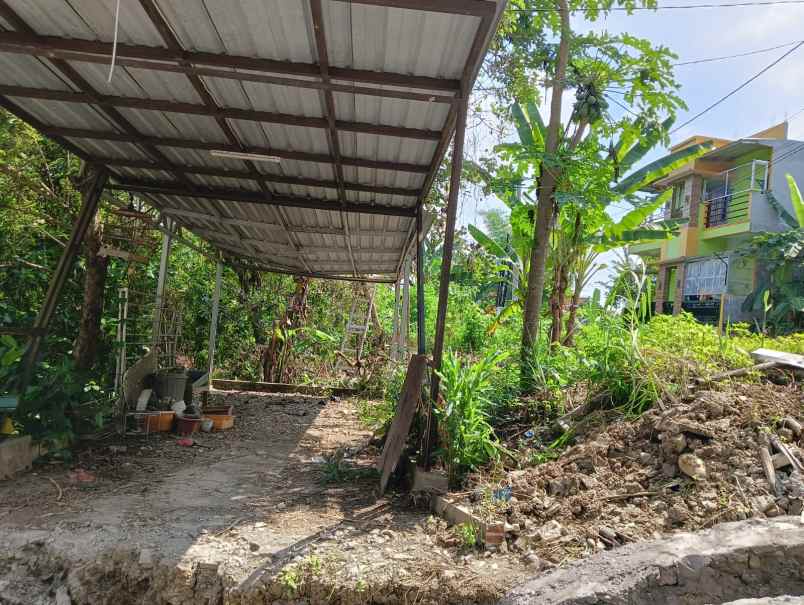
2,380 -> 802,604
458,381 -> 804,570
0,391 -> 529,604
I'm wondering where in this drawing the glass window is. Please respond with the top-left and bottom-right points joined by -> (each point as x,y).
684,257 -> 728,297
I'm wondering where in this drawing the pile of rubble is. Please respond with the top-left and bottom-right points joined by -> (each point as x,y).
459,381 -> 804,569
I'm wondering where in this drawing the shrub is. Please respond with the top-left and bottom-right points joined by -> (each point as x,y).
435,350 -> 508,483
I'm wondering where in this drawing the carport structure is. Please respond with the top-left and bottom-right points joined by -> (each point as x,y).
0,0 -> 506,445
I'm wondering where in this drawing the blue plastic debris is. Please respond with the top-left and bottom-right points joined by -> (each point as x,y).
493,486 -> 512,502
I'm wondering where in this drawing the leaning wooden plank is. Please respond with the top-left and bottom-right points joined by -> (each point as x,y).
697,361 -> 779,383
376,354 -> 427,495
751,348 -> 804,370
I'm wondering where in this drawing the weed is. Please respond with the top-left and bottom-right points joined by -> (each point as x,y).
435,350 -> 508,483
278,565 -> 302,597
319,449 -> 378,484
454,522 -> 479,548
355,578 -> 368,593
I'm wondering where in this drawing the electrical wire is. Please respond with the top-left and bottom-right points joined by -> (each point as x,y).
673,41 -> 803,65
669,41 -> 804,134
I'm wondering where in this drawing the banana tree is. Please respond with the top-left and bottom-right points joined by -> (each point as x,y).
739,174 -> 804,333
470,106 -> 714,343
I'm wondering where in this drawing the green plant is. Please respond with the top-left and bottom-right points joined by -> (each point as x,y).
0,335 -> 22,395
278,565 -> 302,597
454,522 -> 479,548
435,350 -> 509,482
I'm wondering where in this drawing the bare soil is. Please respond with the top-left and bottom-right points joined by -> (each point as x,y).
0,391 -> 528,604
457,381 -> 804,570
1,380 -> 802,604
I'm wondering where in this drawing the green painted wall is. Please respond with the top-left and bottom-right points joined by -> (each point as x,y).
728,255 -> 754,296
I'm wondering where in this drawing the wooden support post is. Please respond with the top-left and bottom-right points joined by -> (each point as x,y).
207,261 -> 223,379
416,206 -> 426,356
424,97 -> 468,467
20,164 -> 108,390
717,293 -> 727,335
152,217 -> 174,353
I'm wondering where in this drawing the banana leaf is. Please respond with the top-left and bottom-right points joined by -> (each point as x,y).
786,173 -> 804,228
613,141 -> 714,196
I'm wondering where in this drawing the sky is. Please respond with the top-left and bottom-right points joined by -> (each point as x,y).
456,1 -> 804,293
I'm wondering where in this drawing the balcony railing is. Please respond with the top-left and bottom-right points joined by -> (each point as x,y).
703,159 -> 768,228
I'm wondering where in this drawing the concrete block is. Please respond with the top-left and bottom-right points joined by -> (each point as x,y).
0,435 -> 35,480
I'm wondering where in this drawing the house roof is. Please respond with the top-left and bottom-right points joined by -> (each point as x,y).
0,0 -> 506,282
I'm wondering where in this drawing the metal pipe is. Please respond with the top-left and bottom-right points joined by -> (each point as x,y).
402,254 -> 411,357
207,260 -> 223,378
152,216 -> 173,353
392,279 -> 401,361
416,206 -> 426,356
424,97 -> 468,467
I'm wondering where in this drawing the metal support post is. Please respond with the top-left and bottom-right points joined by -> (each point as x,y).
392,278 -> 401,361
402,254 -> 411,358
207,261 -> 223,379
416,206 -> 426,356
152,216 -> 174,354
423,97 -> 468,467
20,164 -> 109,390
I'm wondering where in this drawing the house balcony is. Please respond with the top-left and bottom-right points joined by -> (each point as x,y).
702,159 -> 768,233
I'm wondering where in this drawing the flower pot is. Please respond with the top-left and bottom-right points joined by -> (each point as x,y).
176,416 -> 201,436
143,411 -> 175,433
204,414 -> 234,431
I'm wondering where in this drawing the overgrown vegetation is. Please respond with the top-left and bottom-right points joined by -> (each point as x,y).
1,1 -> 801,498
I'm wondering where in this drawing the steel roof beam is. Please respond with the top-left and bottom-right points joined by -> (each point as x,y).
0,84 -> 441,141
101,158 -> 420,197
38,126 -> 430,174
0,31 -> 460,92
340,0 -> 496,16
108,180 -> 417,217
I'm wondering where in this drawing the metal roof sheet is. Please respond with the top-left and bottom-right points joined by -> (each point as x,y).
0,0 -> 506,282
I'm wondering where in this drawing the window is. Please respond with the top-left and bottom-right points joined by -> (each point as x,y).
669,182 -> 687,218
684,257 -> 728,298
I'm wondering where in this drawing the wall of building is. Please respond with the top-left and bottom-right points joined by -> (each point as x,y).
758,140 -> 804,231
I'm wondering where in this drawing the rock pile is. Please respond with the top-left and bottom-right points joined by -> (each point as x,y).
461,382 -> 804,567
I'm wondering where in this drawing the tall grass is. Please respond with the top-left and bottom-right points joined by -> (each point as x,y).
435,350 -> 508,483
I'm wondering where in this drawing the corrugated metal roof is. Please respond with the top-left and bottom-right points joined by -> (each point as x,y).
0,0 -> 506,282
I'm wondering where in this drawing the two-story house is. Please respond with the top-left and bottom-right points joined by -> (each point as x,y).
630,122 -> 803,324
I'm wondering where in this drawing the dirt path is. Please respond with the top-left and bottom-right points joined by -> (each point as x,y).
0,391 -> 527,604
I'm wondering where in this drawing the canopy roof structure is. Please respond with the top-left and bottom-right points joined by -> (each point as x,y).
0,0 -> 505,282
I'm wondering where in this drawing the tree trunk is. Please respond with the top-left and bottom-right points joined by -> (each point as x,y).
73,215 -> 108,371
262,277 -> 309,382
562,274 -> 584,347
520,0 -> 571,392
549,261 -> 569,345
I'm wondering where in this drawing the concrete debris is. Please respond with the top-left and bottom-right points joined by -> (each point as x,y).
677,453 -> 707,481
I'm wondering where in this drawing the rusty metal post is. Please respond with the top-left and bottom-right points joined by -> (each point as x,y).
423,97 -> 468,467
20,164 -> 109,390
416,206 -> 426,356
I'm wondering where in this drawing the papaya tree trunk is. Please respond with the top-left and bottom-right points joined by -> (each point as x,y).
520,0 -> 571,392
73,215 -> 108,371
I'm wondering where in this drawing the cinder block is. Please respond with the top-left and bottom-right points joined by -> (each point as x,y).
0,435 -> 35,480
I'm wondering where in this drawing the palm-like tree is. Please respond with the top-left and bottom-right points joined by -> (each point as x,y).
469,104 -> 714,343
